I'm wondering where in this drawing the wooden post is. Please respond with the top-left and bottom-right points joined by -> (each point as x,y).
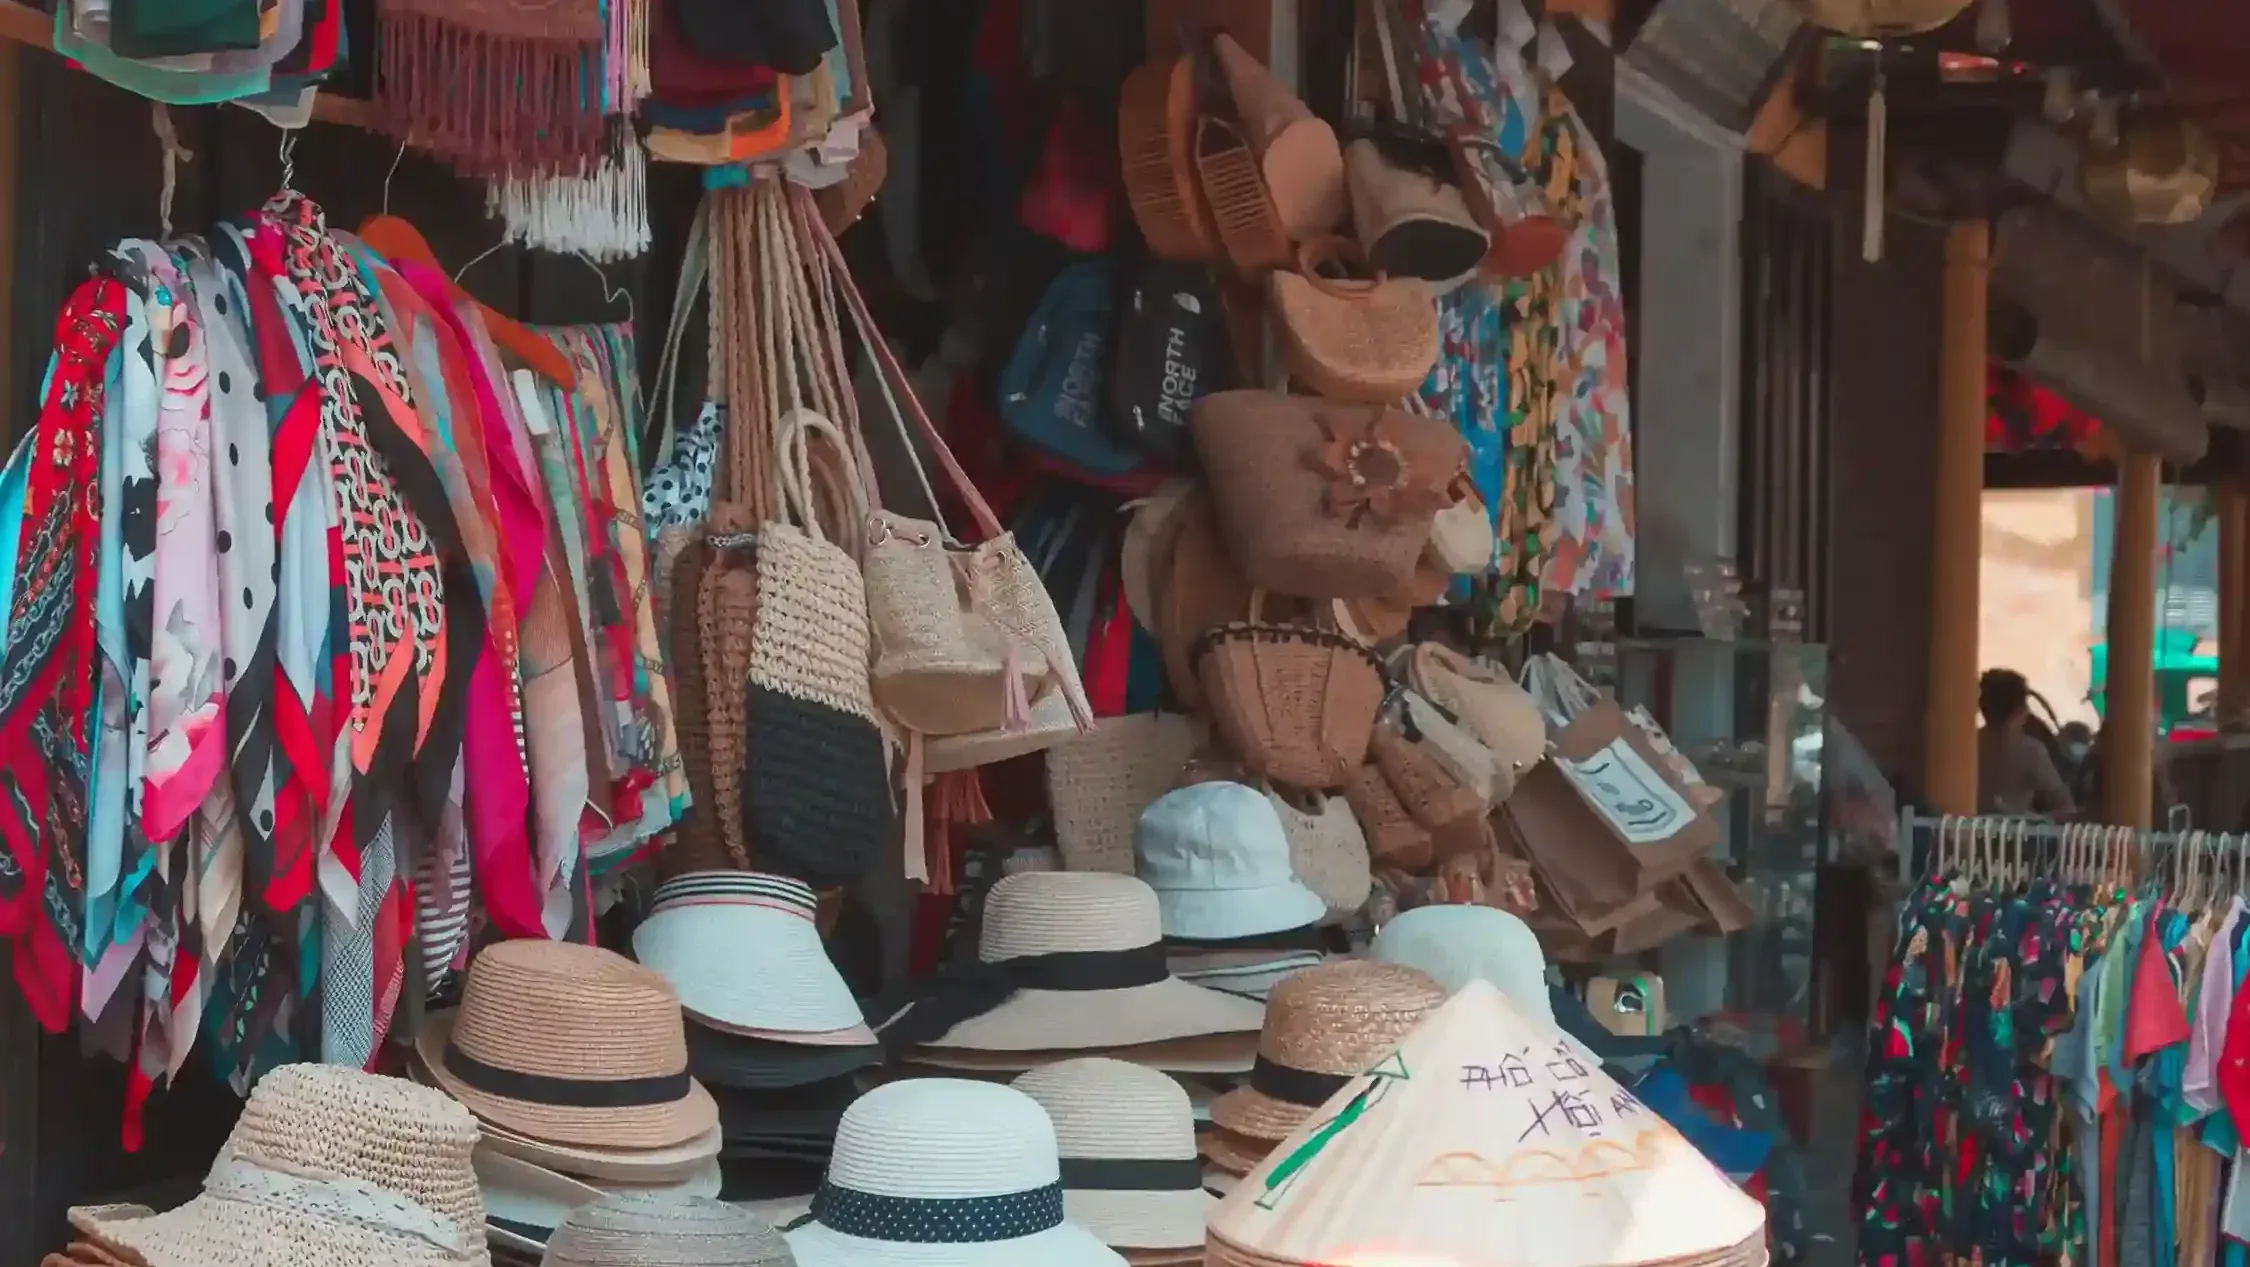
2104,449 -> 2162,828
2220,480 -> 2248,729
1923,220 -> 1988,815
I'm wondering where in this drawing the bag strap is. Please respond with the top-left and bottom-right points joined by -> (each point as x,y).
799,183 -> 1006,543
646,194 -> 713,467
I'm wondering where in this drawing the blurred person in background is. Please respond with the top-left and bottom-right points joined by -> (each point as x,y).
1977,668 -> 2076,817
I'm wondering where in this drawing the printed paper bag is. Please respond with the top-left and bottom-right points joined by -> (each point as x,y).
1498,699 -> 1716,933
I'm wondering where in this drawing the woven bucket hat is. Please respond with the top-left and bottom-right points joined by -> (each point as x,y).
1208,960 -> 1443,1142
1010,1059 -> 1212,1250
882,872 -> 1267,1054
417,940 -> 719,1151
1135,782 -> 1326,939
633,872 -> 876,1043
68,1064 -> 489,1267
784,1079 -> 1126,1267
544,1194 -> 798,1267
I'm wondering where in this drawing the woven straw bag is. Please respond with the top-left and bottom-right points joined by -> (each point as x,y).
1265,785 -> 1371,920
1047,712 -> 1207,873
807,189 -> 1096,769
1120,55 -> 1220,261
1399,686 -> 1511,805
1369,721 -> 1485,861
1191,390 -> 1466,600
1269,238 -> 1438,404
1345,761 -> 1430,871
741,182 -> 894,889
1192,592 -> 1386,789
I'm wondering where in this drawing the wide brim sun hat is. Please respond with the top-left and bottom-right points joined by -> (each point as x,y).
785,1079 -> 1125,1267
902,1031 -> 1257,1075
1370,903 -> 1601,1064
1135,783 -> 1327,941
635,872 -> 870,1040
689,1021 -> 885,1088
68,1064 -> 489,1267
892,872 -> 1265,1055
416,939 -> 718,1151
543,1194 -> 798,1267
1208,960 -> 1444,1143
476,1147 -> 605,1250
1012,1059 -> 1212,1250
406,1050 -> 724,1185
1168,948 -> 1324,1002
692,1017 -> 883,1046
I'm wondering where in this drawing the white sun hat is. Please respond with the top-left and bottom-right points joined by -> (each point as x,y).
1010,1059 -> 1212,1250
886,872 -> 1266,1055
633,872 -> 874,1041
784,1079 -> 1125,1267
1134,783 -> 1326,940
476,1145 -> 725,1254
1371,904 -> 1599,1063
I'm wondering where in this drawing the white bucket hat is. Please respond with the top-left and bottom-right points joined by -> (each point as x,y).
784,1079 -> 1125,1267
634,872 -> 873,1041
69,1065 -> 490,1267
1010,1059 -> 1212,1250
1370,904 -> 1598,1062
1135,784 -> 1325,940
883,872 -> 1266,1054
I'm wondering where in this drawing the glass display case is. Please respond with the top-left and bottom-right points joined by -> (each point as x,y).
1608,637 -> 1829,1029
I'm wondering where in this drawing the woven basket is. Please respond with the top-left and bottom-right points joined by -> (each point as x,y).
1369,723 -> 1486,861
1047,712 -> 1207,873
1121,57 -> 1220,261
1398,688 -> 1510,806
1191,391 -> 1466,601
698,532 -> 763,871
1192,598 -> 1385,789
1197,115 -> 1292,276
1158,490 -> 1256,712
1344,761 -> 1430,871
666,536 -> 735,876
1266,785 -> 1372,920
1269,238 -> 1438,404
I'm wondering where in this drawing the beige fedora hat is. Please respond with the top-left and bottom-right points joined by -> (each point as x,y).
544,1194 -> 797,1267
417,940 -> 718,1151
888,872 -> 1266,1054
70,1064 -> 489,1267
1208,961 -> 1443,1143
1011,1059 -> 1212,1250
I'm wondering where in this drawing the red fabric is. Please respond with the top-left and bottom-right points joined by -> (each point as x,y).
2218,942 -> 2250,1143
2128,907 -> 2192,1060
1018,104 -> 1119,253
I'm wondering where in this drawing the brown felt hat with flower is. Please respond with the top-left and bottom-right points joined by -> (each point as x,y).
1189,391 -> 1466,602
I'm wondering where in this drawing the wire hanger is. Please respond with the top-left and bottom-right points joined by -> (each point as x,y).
356,215 -> 579,389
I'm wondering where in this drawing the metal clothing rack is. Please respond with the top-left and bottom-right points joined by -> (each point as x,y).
1894,810 -> 2250,889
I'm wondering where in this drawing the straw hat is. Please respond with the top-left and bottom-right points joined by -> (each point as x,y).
1168,947 -> 1324,1002
1208,961 -> 1443,1142
403,1049 -> 723,1184
476,1147 -> 724,1253
1207,981 -> 1768,1267
544,1195 -> 797,1267
784,1079 -> 1125,1267
69,1064 -> 489,1267
905,872 -> 1266,1053
903,1030 -> 1258,1075
417,940 -> 718,1151
634,873 -> 875,1043
1011,1059 -> 1212,1250
1135,783 -> 1326,940
1197,1125 -> 1268,1177
1371,904 -> 1599,1063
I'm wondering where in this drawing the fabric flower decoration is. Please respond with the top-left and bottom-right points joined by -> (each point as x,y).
1305,410 -> 1455,528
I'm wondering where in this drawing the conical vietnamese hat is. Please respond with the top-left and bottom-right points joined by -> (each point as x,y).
1207,981 -> 1767,1267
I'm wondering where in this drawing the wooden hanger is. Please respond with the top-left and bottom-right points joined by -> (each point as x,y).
356,214 -> 578,389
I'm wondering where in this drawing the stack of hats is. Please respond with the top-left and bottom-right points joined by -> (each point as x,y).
890,871 -> 1267,1074
1137,784 -> 1332,1002
634,872 -> 881,1190
539,1194 -> 798,1267
48,1065 -> 488,1267
1013,1059 -> 1212,1266
1202,961 -> 1444,1183
1371,903 -> 1600,1063
1205,981 -> 1769,1267
784,1079 -> 1128,1267
411,940 -> 723,1254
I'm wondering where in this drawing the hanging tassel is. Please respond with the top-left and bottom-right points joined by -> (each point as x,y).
1862,68 -> 1887,264
485,124 -> 652,261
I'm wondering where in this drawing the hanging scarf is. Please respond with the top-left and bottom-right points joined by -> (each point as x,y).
374,0 -> 608,178
0,276 -> 126,1034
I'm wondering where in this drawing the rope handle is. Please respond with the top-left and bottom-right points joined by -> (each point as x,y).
796,183 -> 1007,542
647,194 -> 712,462
1292,235 -> 1387,300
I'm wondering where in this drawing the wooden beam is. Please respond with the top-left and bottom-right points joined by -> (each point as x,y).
2104,450 -> 2162,828
2220,479 -> 2248,728
1923,221 -> 1989,816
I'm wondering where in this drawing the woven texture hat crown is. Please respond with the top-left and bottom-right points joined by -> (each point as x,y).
979,872 -> 1164,961
1251,960 -> 1443,1073
240,1064 -> 484,1238
826,1079 -> 1061,1199
543,1194 -> 796,1267
1012,1058 -> 1197,1162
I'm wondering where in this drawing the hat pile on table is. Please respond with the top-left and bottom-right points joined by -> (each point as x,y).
1013,1058 -> 1212,1265
1205,981 -> 1769,1267
1138,783 -> 1334,1003
410,939 -> 725,1254
634,872 -> 880,1186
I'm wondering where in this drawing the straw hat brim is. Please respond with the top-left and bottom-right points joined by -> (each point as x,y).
73,1191 -> 477,1267
788,1215 -> 1126,1267
1153,879 -> 1326,942
1065,1186 -> 1214,1249
1196,1125 -> 1269,1175
906,1030 -> 1256,1075
416,1012 -> 719,1151
1126,1245 -> 1207,1267
1205,1084 -> 1314,1143
478,1114 -> 725,1184
920,978 -> 1265,1052
691,1013 -> 883,1047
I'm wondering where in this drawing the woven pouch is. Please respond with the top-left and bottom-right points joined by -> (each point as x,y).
1192,594 -> 1385,789
1399,687 -> 1511,806
1345,762 -> 1430,871
1047,712 -> 1207,873
1191,390 -> 1466,601
1369,722 -> 1485,860
1269,237 -> 1438,404
1197,114 -> 1292,276
1265,785 -> 1371,920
